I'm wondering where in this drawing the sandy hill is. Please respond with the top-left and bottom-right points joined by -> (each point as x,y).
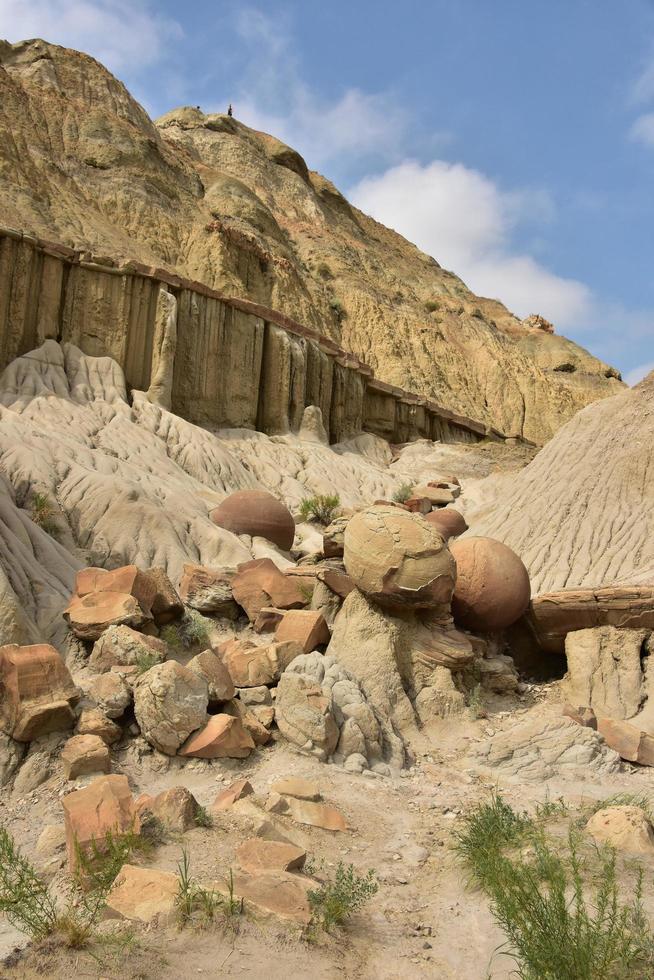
0,37 -> 622,444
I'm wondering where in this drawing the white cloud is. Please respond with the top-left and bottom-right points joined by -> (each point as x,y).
210,6 -> 411,172
625,361 -> 654,386
0,0 -> 182,74
630,112 -> 654,146
350,159 -> 591,324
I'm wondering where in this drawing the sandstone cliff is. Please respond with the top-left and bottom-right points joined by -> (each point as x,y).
0,38 -> 622,444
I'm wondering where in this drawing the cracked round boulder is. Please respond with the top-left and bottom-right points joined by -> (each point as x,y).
343,505 -> 456,610
210,490 -> 295,551
450,536 -> 530,632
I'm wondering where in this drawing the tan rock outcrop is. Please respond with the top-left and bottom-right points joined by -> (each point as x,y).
236,838 -> 306,873
597,718 -> 654,765
89,672 -> 131,719
186,649 -> 235,704
561,627 -> 648,720
274,673 -> 340,761
106,865 -> 179,925
75,708 -> 121,744
135,786 -> 201,832
528,587 -> 654,654
343,506 -> 455,611
144,566 -> 184,624
210,490 -> 296,551
219,638 -> 302,687
322,517 -> 349,558
211,778 -> 254,811
0,643 -> 78,741
64,592 -> 148,642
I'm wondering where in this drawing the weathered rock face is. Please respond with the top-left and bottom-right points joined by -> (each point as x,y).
89,626 -> 168,673
274,610 -> 331,653
585,805 -> 654,854
186,649 -> 235,705
0,643 -> 78,741
322,517 -> 349,558
210,490 -> 296,551
135,786 -> 201,832
133,661 -> 208,755
450,537 -> 530,632
218,638 -> 302,687
425,509 -> 468,540
561,627 -> 649,720
106,865 -> 179,925
468,715 -> 621,781
596,718 -> 654,766
61,734 -> 111,779
178,564 -> 239,618
274,673 -> 340,762
344,506 -> 456,612
528,587 -> 654,654
468,373 -> 654,593
232,559 -> 306,621
62,774 -> 139,874
0,40 -> 621,443
178,714 -> 254,759
90,672 -> 132,720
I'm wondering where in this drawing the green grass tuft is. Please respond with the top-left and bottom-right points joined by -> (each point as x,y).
391,482 -> 414,504
161,608 -> 212,652
298,494 -> 340,525
308,862 -> 378,932
30,491 -> 62,540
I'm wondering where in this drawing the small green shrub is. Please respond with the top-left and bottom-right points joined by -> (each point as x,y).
161,609 -> 211,652
392,482 -> 414,504
175,850 -> 242,928
133,650 -> 161,675
454,794 -> 654,980
329,296 -> 346,321
0,826 -> 59,939
308,862 -> 378,932
316,261 -> 333,280
30,492 -> 62,540
195,806 -> 213,829
298,494 -> 340,525
424,300 -> 441,313
74,824 -> 150,894
466,682 -> 486,719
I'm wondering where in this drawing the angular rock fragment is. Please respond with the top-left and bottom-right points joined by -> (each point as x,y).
89,625 -> 167,673
178,564 -> 239,618
271,777 -> 321,801
597,718 -> 654,766
219,638 -> 302,687
274,609 -> 330,653
186,649 -> 235,705
106,865 -> 179,924
0,643 -> 78,742
144,567 -> 184,624
61,734 -> 111,779
236,838 -> 306,874
135,785 -> 201,832
585,805 -> 654,854
211,778 -> 254,811
232,558 -> 305,621
178,714 -> 254,759
62,774 -> 139,874
89,671 -> 131,719
75,708 -> 122,744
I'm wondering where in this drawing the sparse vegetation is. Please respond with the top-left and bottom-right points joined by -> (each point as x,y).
74,824 -> 150,894
316,261 -> 333,280
161,608 -> 212,652
29,491 -> 62,540
134,650 -> 162,675
392,482 -> 414,503
0,826 -> 59,940
299,494 -> 341,525
308,862 -> 378,932
466,681 -> 486,719
454,794 -> 654,980
194,806 -> 213,829
424,300 -> 441,313
329,296 -> 346,321
175,850 -> 242,928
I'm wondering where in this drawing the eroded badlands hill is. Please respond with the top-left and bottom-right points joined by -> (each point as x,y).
0,38 -> 622,443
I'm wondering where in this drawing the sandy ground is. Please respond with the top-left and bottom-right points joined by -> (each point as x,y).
2,678 -> 654,980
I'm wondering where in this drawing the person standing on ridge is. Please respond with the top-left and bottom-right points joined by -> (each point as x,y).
227,104 -> 233,117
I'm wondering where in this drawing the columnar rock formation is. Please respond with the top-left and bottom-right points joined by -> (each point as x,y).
0,39 -> 622,444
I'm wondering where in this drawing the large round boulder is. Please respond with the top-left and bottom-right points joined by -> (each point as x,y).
425,508 -> 468,540
343,505 -> 456,610
133,661 -> 208,755
210,490 -> 295,551
450,536 -> 530,632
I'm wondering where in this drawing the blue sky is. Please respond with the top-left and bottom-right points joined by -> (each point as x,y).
2,0 -> 653,382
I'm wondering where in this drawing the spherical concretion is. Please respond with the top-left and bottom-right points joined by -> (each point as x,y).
450,536 -> 530,632
343,505 -> 456,609
425,508 -> 468,540
210,490 -> 295,551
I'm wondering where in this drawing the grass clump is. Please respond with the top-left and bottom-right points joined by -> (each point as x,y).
176,850 -> 242,928
308,862 -> 378,932
133,650 -> 162,675
391,482 -> 414,504
161,609 -> 211,652
75,824 -> 150,894
329,296 -> 346,321
454,794 -> 654,980
424,299 -> 441,313
298,494 -> 340,525
315,261 -> 333,280
30,491 -> 62,540
194,806 -> 213,829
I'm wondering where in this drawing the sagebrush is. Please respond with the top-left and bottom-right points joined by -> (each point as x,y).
30,491 -> 61,539
299,494 -> 340,525
454,794 -> 654,980
161,608 -> 211,651
392,482 -> 414,503
308,862 -> 378,931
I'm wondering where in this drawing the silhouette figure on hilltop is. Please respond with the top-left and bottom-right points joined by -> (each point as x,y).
227,104 -> 233,117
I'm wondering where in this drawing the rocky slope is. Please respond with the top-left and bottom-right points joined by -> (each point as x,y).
465,369 -> 654,593
0,38 -> 622,444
